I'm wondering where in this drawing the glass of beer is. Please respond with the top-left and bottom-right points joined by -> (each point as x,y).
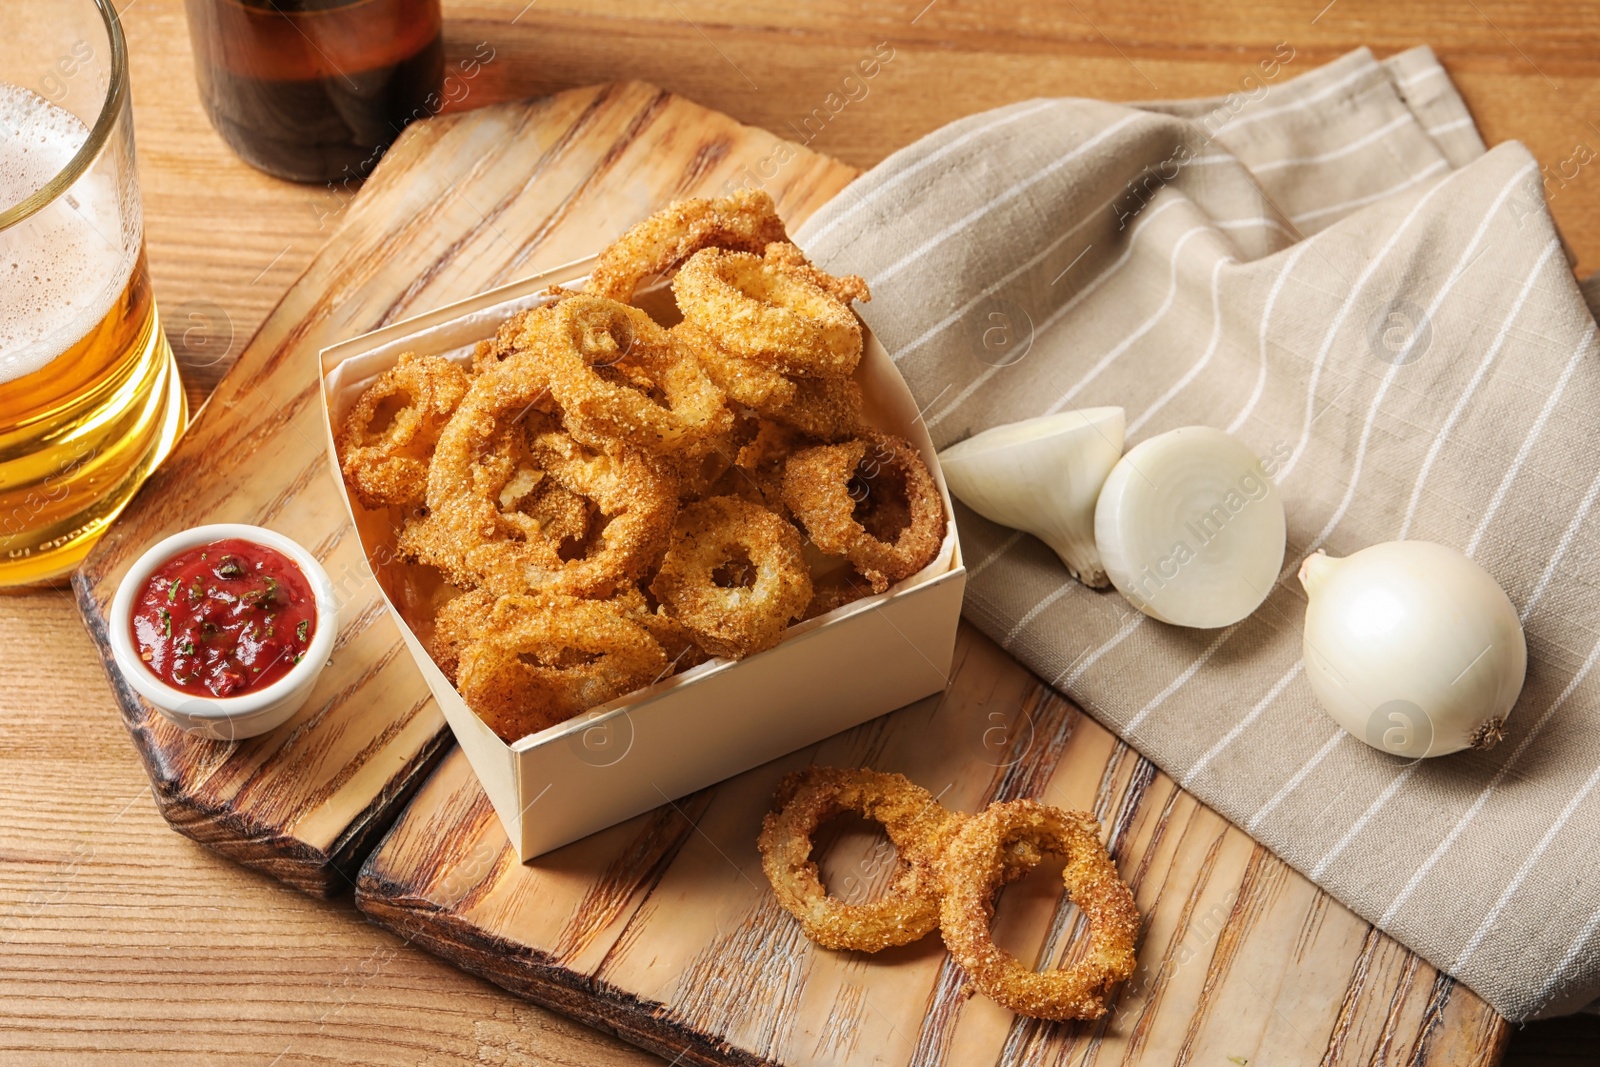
1,0 -> 187,588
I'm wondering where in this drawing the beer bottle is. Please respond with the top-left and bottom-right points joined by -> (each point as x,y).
183,0 -> 445,184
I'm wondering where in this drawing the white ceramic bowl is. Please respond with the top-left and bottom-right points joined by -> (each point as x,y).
108,524 -> 338,741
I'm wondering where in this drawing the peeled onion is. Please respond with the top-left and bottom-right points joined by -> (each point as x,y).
1093,427 -> 1285,628
1299,541 -> 1525,758
937,407 -> 1124,587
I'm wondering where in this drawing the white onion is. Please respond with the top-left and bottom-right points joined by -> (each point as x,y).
1093,427 -> 1285,629
1299,541 -> 1526,757
937,407 -> 1124,588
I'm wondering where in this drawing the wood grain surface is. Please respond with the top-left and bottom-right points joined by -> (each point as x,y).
357,628 -> 1510,1067
5,0 -> 1599,1062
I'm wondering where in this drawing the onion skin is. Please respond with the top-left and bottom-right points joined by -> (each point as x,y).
1299,542 -> 1526,758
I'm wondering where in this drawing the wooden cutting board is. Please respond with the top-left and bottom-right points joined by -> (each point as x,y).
75,80 -> 1508,1064
72,81 -> 857,895
357,627 -> 1509,1067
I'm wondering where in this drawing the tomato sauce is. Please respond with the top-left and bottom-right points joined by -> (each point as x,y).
130,537 -> 318,697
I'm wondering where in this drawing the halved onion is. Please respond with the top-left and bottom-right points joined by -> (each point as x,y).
1093,427 -> 1285,629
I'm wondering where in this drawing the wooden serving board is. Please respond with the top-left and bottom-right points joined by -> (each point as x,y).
73,79 -> 1509,1064
357,627 -> 1510,1067
73,81 -> 858,895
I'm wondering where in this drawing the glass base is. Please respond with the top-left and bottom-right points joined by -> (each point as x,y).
0,318 -> 189,590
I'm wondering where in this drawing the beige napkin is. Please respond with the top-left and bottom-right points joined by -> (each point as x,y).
797,45 -> 1600,1021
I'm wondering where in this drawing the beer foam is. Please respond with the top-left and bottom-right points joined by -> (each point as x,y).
2,83 -> 138,385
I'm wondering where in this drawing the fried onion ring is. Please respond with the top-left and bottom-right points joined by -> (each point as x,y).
673,248 -> 863,378
673,323 -> 860,440
669,410 -> 761,501
937,800 -> 1140,1021
673,323 -> 798,410
765,374 -> 863,441
762,241 -> 871,305
472,306 -> 542,374
611,585 -> 710,672
455,594 -> 669,743
470,290 -> 582,373
700,419 -> 798,517
517,295 -> 731,454
398,378 -> 563,589
802,565 -> 873,621
404,355 -> 676,598
783,433 -> 945,592
758,767 -> 962,952
650,495 -> 811,659
586,189 -> 790,303
427,587 -> 499,681
474,430 -> 675,597
338,352 -> 470,509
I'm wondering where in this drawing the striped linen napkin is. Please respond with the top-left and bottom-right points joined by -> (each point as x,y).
797,45 -> 1600,1021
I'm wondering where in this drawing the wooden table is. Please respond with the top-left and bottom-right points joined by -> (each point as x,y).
3,1 -> 1597,1062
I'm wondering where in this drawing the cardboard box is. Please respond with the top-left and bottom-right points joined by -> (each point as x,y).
320,258 -> 965,860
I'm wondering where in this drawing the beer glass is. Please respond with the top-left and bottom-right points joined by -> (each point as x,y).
1,0 -> 187,587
